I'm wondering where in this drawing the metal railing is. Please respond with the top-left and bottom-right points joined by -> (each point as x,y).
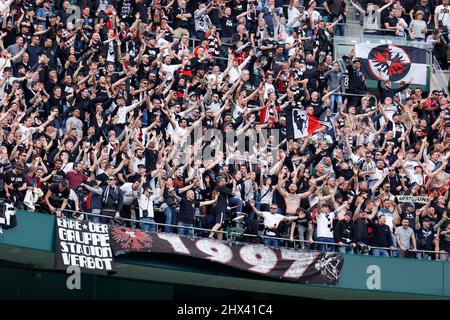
50,208 -> 446,258
432,55 -> 450,97
362,28 -> 407,45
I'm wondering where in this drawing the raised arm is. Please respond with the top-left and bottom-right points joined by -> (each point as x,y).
349,0 -> 365,14
249,200 -> 265,218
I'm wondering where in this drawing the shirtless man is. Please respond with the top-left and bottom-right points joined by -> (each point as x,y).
276,172 -> 316,215
276,172 -> 316,239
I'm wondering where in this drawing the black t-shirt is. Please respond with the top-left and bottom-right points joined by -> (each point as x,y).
384,16 -> 398,29
50,169 -> 65,184
432,202 -> 447,221
211,186 -> 232,215
49,183 -> 70,203
412,4 -> 431,22
230,0 -> 247,19
145,46 -> 160,60
261,39 -> 277,55
297,211 -> 312,227
401,209 -> 416,229
145,148 -> 158,171
401,0 -> 416,13
4,170 -> 25,189
326,0 -> 345,17
220,16 -> 236,38
209,5 -> 221,25
119,0 -> 134,21
202,117 -> 215,129
96,172 -> 109,187
174,6 -> 191,29
178,198 -> 200,224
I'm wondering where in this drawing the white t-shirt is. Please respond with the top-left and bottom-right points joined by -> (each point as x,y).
404,160 -> 420,175
264,83 -> 275,100
120,183 -> 141,206
107,41 -> 115,62
62,162 -> 74,174
166,122 -> 188,144
409,19 -> 427,39
232,103 -> 245,120
138,193 -> 159,219
288,6 -> 301,28
364,9 -> 381,30
285,35 -> 297,57
262,211 -> 285,236
260,186 -> 274,205
435,5 -> 450,27
316,211 -> 335,238
130,157 -> 145,175
116,103 -> 140,124
18,124 -> 32,144
350,153 -> 364,166
369,167 -> 387,182
305,10 -> 321,25
409,172 -> 425,185
228,66 -> 241,84
160,63 -> 181,81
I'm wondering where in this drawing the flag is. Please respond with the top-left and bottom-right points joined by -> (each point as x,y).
355,44 -> 428,85
0,200 -> 17,234
289,109 -> 323,139
260,102 -> 280,125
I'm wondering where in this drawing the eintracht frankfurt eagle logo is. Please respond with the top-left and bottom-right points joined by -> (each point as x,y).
367,44 -> 411,82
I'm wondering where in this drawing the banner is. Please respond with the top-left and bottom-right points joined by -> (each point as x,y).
55,218 -> 115,272
290,109 -> 322,139
396,196 -> 429,204
355,44 -> 428,85
0,201 -> 16,234
109,227 -> 344,285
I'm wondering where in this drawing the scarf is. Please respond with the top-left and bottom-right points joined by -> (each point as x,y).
103,185 -> 118,204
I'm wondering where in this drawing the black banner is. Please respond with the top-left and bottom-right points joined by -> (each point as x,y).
109,227 -> 344,285
55,218 -> 115,272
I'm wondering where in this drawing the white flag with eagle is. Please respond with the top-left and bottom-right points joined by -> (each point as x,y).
355,44 -> 428,86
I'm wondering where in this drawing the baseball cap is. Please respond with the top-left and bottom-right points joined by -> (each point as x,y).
344,211 -> 353,218
306,0 -> 316,8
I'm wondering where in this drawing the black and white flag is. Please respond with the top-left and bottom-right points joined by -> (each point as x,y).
54,218 -> 115,272
355,44 -> 428,85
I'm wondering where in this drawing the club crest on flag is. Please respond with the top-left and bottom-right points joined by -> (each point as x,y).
110,226 -> 153,251
355,43 -> 428,86
367,45 -> 411,81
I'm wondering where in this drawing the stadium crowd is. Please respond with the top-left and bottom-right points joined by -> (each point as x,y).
0,0 -> 449,261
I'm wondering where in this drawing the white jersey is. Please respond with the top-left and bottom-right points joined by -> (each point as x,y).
316,211 -> 336,238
